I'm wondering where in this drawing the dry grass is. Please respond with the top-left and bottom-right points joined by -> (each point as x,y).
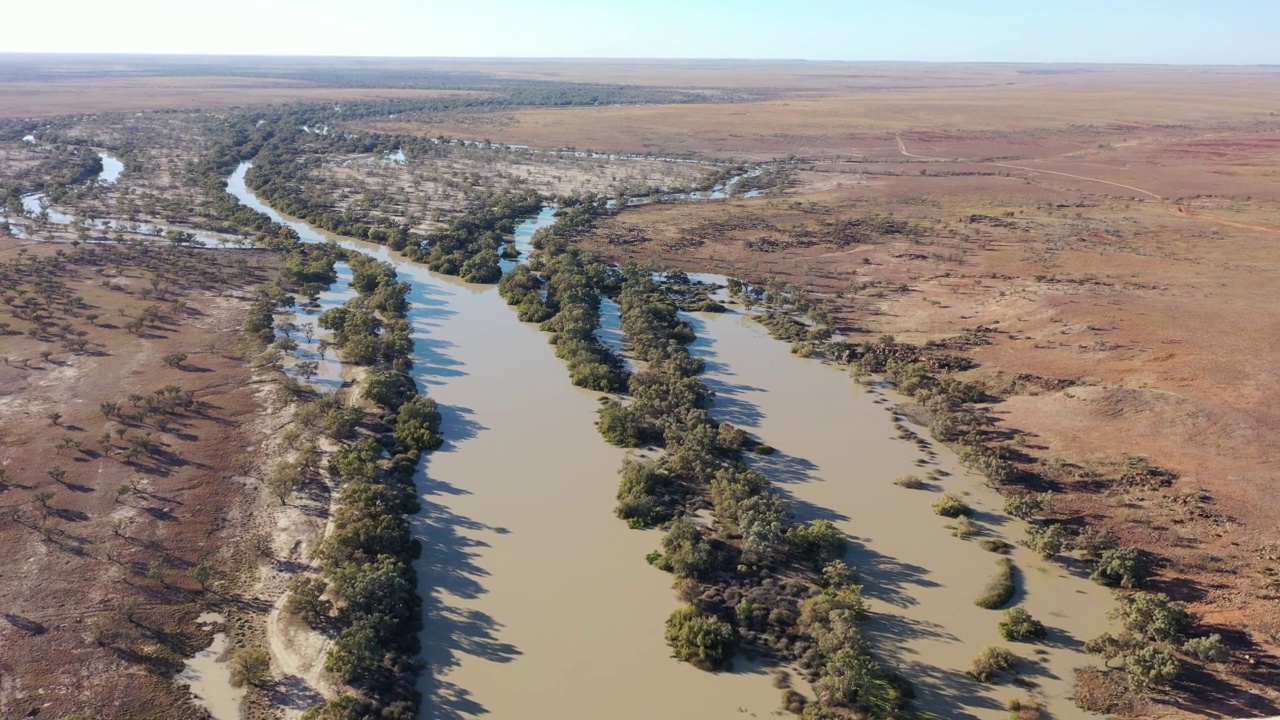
0,239 -> 281,718
359,66 -> 1280,158
0,76 -> 482,118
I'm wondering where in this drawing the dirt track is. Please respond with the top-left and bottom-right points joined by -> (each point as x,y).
897,131 -> 1280,234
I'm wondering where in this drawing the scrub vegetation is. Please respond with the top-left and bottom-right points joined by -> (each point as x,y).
6,57 -> 1278,720
504,209 -> 912,716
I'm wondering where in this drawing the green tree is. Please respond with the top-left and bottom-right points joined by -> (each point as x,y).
229,647 -> 271,687
664,604 -> 736,671
325,622 -> 381,683
187,561 -> 216,591
1183,634 -> 1229,663
655,518 -> 716,579
285,575 -> 332,627
1091,547 -> 1145,588
1025,522 -> 1070,559
997,607 -> 1047,642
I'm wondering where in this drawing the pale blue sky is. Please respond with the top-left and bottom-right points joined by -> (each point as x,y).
4,0 -> 1274,64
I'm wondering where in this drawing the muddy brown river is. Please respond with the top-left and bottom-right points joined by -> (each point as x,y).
226,163 -> 1113,719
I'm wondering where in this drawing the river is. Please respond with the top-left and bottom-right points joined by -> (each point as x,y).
7,151 -> 236,246
225,163 -> 1112,719
686,307 -> 1113,719
227,163 -> 785,719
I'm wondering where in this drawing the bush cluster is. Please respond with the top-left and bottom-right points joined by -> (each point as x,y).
283,258 -> 433,719
975,558 -> 1017,610
405,192 -> 542,282
496,201 -> 904,715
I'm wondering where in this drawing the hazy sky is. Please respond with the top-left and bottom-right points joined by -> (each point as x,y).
4,0 -> 1273,64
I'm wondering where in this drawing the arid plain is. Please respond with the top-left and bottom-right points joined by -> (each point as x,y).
1,57 -> 1278,719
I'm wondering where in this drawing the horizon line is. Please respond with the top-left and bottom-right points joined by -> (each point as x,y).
0,52 -> 1277,68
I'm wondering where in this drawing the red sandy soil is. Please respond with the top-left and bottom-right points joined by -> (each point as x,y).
0,239 -> 280,719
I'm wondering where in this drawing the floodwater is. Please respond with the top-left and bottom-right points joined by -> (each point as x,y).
98,152 -> 125,184
279,260 -> 357,392
226,163 -> 786,719
6,152 -> 237,246
226,160 -> 1112,718
497,204 -> 557,274
179,613 -> 245,720
687,306 -> 1115,719
18,151 -> 123,223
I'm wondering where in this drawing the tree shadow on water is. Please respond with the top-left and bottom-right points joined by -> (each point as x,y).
844,538 -> 941,609
703,375 -> 766,427
890,659 -> 1006,720
433,404 -> 485,448
748,449 -> 821,486
414,476 -> 520,720
412,336 -> 468,384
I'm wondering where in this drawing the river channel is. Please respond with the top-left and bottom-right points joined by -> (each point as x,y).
225,163 -> 1113,719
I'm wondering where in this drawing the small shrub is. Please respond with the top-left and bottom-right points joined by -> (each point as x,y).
1183,634 -> 1229,663
951,516 -> 979,539
615,458 -> 670,528
1111,591 -> 1191,643
597,399 -> 648,447
716,422 -> 747,450
664,604 -> 736,671
998,607 -> 1047,641
975,558 -> 1017,609
228,647 -> 270,687
1126,642 -> 1181,692
781,688 -> 807,714
1024,522 -> 1070,559
932,492 -> 971,518
969,645 -> 1018,683
821,560 -> 856,589
656,518 -> 716,579
1074,526 -> 1119,560
1004,491 -> 1052,520
980,538 -> 1011,553
788,520 -> 848,568
893,474 -> 926,489
1006,698 -> 1044,720
1090,547 -> 1145,589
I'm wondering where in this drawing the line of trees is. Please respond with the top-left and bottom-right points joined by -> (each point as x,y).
278,250 -> 435,720
501,203 -> 911,717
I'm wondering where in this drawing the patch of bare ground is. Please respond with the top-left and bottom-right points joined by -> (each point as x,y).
307,144 -> 712,235
0,238 -> 282,718
237,365 -> 375,720
358,66 -> 1280,160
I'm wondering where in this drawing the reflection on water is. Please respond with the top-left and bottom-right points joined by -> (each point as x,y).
280,261 -> 357,392
98,152 -> 124,184
497,205 -> 558,274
